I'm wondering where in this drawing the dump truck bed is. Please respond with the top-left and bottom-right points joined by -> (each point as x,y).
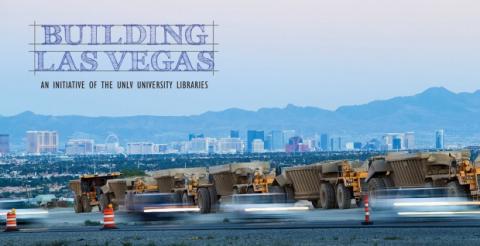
210,162 -> 270,196
384,151 -> 465,187
154,167 -> 208,193
283,163 -> 324,200
209,162 -> 270,175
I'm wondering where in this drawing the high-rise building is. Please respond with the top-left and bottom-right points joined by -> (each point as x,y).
436,129 -> 445,149
404,132 -> 415,150
320,133 -> 329,151
230,130 -> 240,139
270,130 -> 284,151
188,133 -> 204,141
282,130 -> 295,149
127,142 -> 154,155
264,134 -> 272,151
154,144 -> 169,153
251,139 -> 265,153
285,136 -> 303,153
188,137 -> 209,153
247,130 -> 264,152
383,132 -> 415,150
337,137 -> 342,151
392,137 -> 402,150
65,139 -> 94,155
217,138 -> 243,154
0,134 -> 9,154
26,131 -> 58,154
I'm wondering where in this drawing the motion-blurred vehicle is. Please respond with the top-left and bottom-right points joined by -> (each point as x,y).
370,187 -> 480,219
276,160 -> 367,209
126,167 -> 212,214
366,151 -> 480,203
0,199 -> 47,223
69,172 -> 122,213
210,161 -> 289,208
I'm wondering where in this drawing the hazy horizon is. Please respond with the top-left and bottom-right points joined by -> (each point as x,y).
0,86 -> 477,117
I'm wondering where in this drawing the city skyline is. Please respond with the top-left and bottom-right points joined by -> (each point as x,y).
0,128 -> 455,155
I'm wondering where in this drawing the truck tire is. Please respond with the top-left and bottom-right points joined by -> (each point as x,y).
383,177 -> 394,188
336,183 -> 352,209
81,195 -> 92,213
368,177 -> 386,202
74,195 -> 83,213
319,183 -> 336,209
197,188 -> 211,214
208,186 -> 218,212
447,180 -> 466,197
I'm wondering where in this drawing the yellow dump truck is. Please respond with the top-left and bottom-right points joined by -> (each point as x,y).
276,160 -> 367,209
125,167 -> 214,213
208,161 -> 287,208
366,151 -> 480,199
209,161 -> 277,196
68,172 -> 122,213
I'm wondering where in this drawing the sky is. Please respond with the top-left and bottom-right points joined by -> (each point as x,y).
0,0 -> 479,116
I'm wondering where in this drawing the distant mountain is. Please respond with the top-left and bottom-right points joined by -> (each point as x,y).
1,87 -> 480,149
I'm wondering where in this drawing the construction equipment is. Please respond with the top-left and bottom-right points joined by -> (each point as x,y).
209,161 -> 277,196
208,161 -> 287,209
68,172 -> 122,213
277,160 -> 367,209
125,167 -> 214,213
155,167 -> 213,213
366,151 -> 480,200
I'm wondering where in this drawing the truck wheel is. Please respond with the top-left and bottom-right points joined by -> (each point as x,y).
319,183 -> 336,209
197,188 -> 211,214
368,177 -> 386,201
74,195 -> 83,213
336,183 -> 352,209
447,180 -> 466,197
383,177 -> 394,188
208,187 -> 218,212
81,195 -> 92,213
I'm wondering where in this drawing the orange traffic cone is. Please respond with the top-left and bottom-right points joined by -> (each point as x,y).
361,194 -> 373,225
101,204 -> 117,230
5,208 -> 18,232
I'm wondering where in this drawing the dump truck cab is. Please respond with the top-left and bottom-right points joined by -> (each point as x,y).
69,172 -> 121,213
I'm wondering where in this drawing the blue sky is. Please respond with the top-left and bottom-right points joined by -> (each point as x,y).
0,0 -> 479,116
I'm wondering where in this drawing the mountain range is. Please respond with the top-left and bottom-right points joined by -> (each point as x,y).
1,87 -> 480,149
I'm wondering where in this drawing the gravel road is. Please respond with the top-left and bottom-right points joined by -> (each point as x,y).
2,227 -> 480,246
